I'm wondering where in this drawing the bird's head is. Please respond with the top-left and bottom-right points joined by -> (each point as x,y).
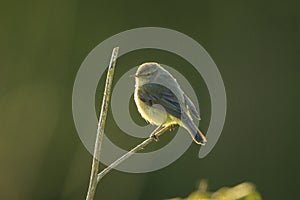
134,62 -> 161,86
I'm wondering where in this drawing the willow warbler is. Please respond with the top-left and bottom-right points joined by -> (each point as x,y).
134,62 -> 207,145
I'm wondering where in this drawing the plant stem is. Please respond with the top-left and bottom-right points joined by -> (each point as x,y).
97,125 -> 170,182
86,47 -> 119,200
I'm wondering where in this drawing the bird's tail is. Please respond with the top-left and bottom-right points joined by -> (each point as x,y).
181,114 -> 207,145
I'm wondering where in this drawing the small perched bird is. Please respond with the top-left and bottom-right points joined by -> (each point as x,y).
134,62 -> 207,145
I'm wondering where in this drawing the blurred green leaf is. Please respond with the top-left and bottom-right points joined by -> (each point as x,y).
167,180 -> 262,200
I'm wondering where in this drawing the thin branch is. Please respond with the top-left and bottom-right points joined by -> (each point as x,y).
97,125 -> 171,182
86,47 -> 119,200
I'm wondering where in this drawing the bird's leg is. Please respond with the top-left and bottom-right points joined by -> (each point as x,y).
150,125 -> 171,142
151,134 -> 159,142
150,125 -> 162,142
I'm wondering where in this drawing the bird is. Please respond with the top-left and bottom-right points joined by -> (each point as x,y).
133,62 -> 207,145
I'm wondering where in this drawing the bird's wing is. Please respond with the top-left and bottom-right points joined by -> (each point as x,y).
137,83 -> 182,119
183,93 -> 201,120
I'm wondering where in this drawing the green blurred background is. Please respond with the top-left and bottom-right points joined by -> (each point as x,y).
1,0 -> 299,199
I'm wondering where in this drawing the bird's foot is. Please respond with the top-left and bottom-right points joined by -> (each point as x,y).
151,133 -> 159,142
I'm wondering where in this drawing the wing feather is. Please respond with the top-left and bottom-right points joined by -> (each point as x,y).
183,93 -> 201,120
138,83 -> 182,119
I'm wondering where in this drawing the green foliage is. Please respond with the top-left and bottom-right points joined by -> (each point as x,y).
167,181 -> 262,200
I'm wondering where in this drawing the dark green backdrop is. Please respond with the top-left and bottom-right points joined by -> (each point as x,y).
1,0 -> 299,199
